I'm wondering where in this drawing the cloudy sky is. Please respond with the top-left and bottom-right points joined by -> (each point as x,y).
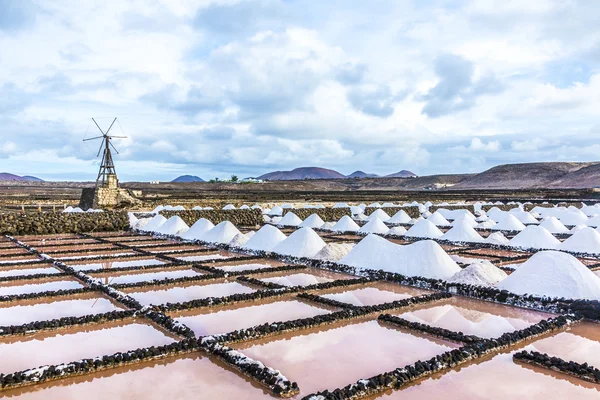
1,0 -> 599,181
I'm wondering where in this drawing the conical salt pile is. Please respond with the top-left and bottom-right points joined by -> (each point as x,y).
497,251 -> 600,300
358,217 -> 390,234
339,234 -> 460,279
509,225 -> 560,249
314,243 -> 355,261
142,214 -> 167,232
427,212 -> 450,226
277,212 -> 303,227
201,221 -> 241,244
485,232 -> 509,245
405,219 -> 444,238
561,227 -> 600,254
272,227 -> 326,258
181,218 -> 215,240
441,221 -> 484,243
491,214 -> 526,231
388,226 -> 407,235
157,216 -> 189,236
509,211 -> 539,224
388,210 -> 411,224
243,225 -> 287,252
368,209 -> 390,222
331,215 -> 360,232
448,261 -> 507,286
539,217 -> 569,234
299,214 -> 325,229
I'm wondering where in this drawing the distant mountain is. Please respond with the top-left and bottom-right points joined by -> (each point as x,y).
171,175 -> 204,183
257,167 -> 346,180
0,173 -> 44,182
385,170 -> 417,178
347,171 -> 379,178
455,162 -> 600,189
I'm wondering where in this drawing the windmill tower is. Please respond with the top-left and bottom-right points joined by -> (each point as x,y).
79,118 -> 138,210
85,118 -> 126,190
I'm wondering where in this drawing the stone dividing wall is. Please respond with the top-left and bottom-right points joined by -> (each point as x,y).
159,209 -> 262,226
281,208 -> 352,221
0,212 -> 129,235
363,206 -> 421,219
513,351 -> 600,384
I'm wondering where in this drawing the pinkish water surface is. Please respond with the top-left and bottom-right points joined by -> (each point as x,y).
91,268 -> 203,285
0,266 -> 60,278
0,321 -> 176,374
530,322 -> 600,366
68,258 -> 165,272
0,354 -> 270,399
0,278 -> 83,296
260,269 -> 355,287
0,295 -> 123,326
235,320 -> 456,396
174,299 -> 330,337
127,281 -> 256,306
373,351 -> 600,399
394,297 -> 551,339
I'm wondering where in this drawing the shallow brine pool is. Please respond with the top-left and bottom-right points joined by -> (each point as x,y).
91,268 -> 204,285
68,258 -> 166,272
0,278 -> 84,297
126,281 -> 256,306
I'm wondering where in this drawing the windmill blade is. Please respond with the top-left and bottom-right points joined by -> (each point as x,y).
109,140 -> 120,154
108,135 -> 127,138
92,118 -> 106,135
105,118 -> 117,135
83,135 -> 104,141
96,141 -> 104,157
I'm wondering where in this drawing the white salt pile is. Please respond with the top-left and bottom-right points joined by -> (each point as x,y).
585,215 -> 600,227
127,212 -> 138,229
368,209 -> 391,221
497,251 -> 600,300
229,232 -> 252,247
570,224 -> 587,234
277,212 -> 303,227
321,222 -> 335,230
271,216 -> 283,224
581,204 -> 600,217
485,232 -> 510,245
388,226 -> 407,235
368,202 -> 382,208
490,214 -> 526,231
382,202 -> 395,208
441,221 -> 484,243
451,215 -> 478,228
243,225 -> 287,252
509,225 -> 560,249
333,203 -> 349,208
448,261 -> 507,286
339,234 -> 460,279
476,220 -> 497,229
404,219 -> 444,238
240,205 -> 250,210
358,217 -> 390,234
509,211 -> 539,224
269,206 -> 284,216
557,211 -> 588,226
156,216 -> 189,236
251,204 -> 262,210
427,212 -> 450,226
142,215 -> 167,232
350,206 -> 363,215
387,210 -> 412,224
539,217 -> 569,234
281,203 -> 294,209
201,221 -> 241,244
272,227 -> 326,258
422,211 -> 432,218
331,215 -> 360,232
299,214 -> 325,229
314,243 -> 355,261
560,227 -> 600,254
180,218 -> 215,240
262,215 -> 272,223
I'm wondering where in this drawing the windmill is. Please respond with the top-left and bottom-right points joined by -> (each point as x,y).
84,118 -> 126,189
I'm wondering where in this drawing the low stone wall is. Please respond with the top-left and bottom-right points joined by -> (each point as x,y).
0,212 -> 129,235
363,206 -> 420,219
281,208 -> 352,221
159,209 -> 262,226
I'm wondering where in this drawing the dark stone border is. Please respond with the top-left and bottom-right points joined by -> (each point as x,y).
0,287 -> 95,303
208,292 -> 452,345
0,310 -> 136,337
378,314 -> 483,344
0,271 -> 70,283
303,314 -> 581,399
513,350 -> 600,384
236,275 -> 287,289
